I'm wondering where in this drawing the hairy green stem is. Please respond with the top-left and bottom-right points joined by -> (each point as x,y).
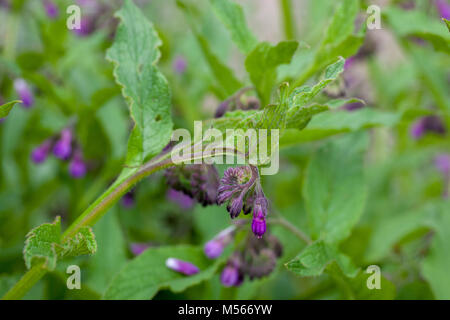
280,0 -> 296,40
2,155 -> 174,300
268,217 -> 312,244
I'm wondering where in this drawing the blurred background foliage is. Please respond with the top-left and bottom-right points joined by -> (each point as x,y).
0,0 -> 449,299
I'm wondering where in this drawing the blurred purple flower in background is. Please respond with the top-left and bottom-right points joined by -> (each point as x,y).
121,191 -> 135,209
69,151 -> 87,178
73,17 -> 95,37
165,258 -> 199,276
435,154 -> 450,198
204,226 -> 235,259
173,56 -> 187,74
53,128 -> 73,160
130,243 -> 149,256
31,140 -> 52,164
43,0 -> 59,19
167,188 -> 195,210
435,0 -> 450,19
221,264 -> 242,287
14,79 -> 34,108
342,101 -> 365,111
410,116 -> 446,139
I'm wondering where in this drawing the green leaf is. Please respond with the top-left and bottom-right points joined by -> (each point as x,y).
289,57 -> 345,107
0,100 -> 21,119
422,201 -> 450,299
280,108 -> 400,146
103,245 -> 228,299
285,241 -> 358,277
85,208 -> 128,294
57,227 -> 97,259
385,7 -> 450,54
303,133 -> 368,243
365,207 -> 428,262
293,0 -> 362,87
444,18 -> 450,32
23,217 -> 97,271
245,41 -> 298,105
23,217 -> 61,270
177,0 -> 243,98
346,271 -> 396,300
106,0 -> 173,166
209,0 -> 258,54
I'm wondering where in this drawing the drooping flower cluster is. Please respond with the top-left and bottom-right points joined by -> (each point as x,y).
217,165 -> 269,238
220,234 -> 282,287
410,115 -> 446,139
31,128 -> 87,178
165,164 -> 219,206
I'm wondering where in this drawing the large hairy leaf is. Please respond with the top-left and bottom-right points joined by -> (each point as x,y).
209,0 -> 258,54
104,245 -> 228,299
107,0 -> 173,166
303,133 -> 368,244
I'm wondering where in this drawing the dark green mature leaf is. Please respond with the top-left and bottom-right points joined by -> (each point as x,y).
177,0 -> 242,99
103,245 -> 228,299
245,41 -> 298,105
303,133 -> 368,244
85,208 -> 128,294
209,0 -> 258,54
23,217 -> 97,271
422,201 -> 450,299
107,0 -> 173,166
385,7 -> 450,54
285,241 -> 358,277
0,100 -> 21,119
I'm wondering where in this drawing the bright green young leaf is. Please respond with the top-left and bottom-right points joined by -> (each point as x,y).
107,0 -> 173,166
422,201 -> 450,299
290,57 -> 345,107
23,217 -> 97,271
57,227 -> 97,259
103,245 -> 229,299
384,7 -> 450,54
444,18 -> 450,32
293,0 -> 362,87
23,217 -> 61,270
303,133 -> 368,243
245,41 -> 298,105
285,240 -> 358,278
209,0 -> 258,54
0,100 -> 21,118
177,0 -> 242,99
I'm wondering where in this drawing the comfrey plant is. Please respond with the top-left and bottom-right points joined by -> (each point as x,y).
1,0 -> 449,301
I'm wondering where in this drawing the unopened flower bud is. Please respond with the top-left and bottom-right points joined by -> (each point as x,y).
53,129 -> 72,159
31,140 -> 52,164
69,152 -> 86,178
204,226 -> 235,259
165,258 -> 199,276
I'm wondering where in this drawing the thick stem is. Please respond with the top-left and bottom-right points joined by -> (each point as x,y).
268,217 -> 312,244
1,265 -> 47,300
